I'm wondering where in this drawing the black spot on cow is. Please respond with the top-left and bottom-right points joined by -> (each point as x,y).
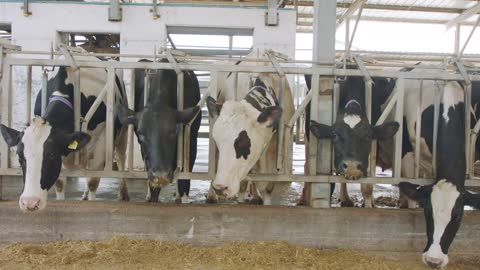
234,130 -> 251,160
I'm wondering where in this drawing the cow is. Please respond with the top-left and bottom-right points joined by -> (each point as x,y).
306,73 -> 400,207
399,81 -> 480,268
0,53 -> 129,212
206,50 -> 294,205
117,59 -> 201,204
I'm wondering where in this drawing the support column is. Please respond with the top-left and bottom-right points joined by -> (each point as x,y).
308,0 -> 336,208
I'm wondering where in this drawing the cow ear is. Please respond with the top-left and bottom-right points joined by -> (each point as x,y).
373,121 -> 399,140
0,124 -> 23,147
116,104 -> 137,126
257,106 -> 282,128
310,120 -> 332,139
463,191 -> 480,209
176,106 -> 200,124
206,96 -> 222,119
62,132 -> 91,155
399,181 -> 431,204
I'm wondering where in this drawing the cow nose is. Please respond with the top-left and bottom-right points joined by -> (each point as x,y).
425,258 -> 444,269
20,197 -> 41,211
213,184 -> 228,196
340,160 -> 363,180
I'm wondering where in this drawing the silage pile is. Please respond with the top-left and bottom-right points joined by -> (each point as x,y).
0,236 -> 477,270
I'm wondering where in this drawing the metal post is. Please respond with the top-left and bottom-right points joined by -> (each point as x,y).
1,62 -> 11,170
73,70 -> 81,165
276,76 -> 285,172
414,81 -> 423,179
26,66 -> 32,125
455,59 -> 472,177
176,72 -> 185,171
208,72 -> 218,179
454,25 -> 460,56
128,70 -> 136,171
309,0 -> 336,208
393,77 -> 404,178
144,74 -> 149,107
105,68 -> 116,171
41,70 -> 48,115
233,72 -> 239,101
432,87 -> 441,177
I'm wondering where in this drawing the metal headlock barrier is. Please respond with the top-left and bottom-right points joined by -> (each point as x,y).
1,45 -> 480,205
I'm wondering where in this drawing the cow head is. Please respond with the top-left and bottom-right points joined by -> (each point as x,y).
400,181 -> 480,268
0,116 -> 90,212
310,102 -> 399,180
117,104 -> 200,193
207,91 -> 282,198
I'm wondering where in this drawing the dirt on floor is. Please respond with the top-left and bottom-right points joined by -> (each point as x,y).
0,237 -> 479,270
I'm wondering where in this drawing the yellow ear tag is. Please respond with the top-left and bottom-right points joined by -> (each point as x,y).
68,140 -> 78,150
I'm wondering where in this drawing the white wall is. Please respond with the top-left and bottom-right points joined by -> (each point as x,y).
0,2 -> 296,57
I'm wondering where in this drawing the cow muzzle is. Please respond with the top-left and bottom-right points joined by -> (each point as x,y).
339,160 -> 364,180
212,184 -> 233,198
423,249 -> 448,269
149,171 -> 173,188
19,196 -> 44,212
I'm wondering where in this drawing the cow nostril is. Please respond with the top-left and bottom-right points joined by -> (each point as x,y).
426,260 -> 442,269
357,164 -> 363,171
342,163 -> 348,170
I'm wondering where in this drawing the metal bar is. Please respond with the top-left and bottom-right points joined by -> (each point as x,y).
22,0 -> 31,16
128,70 -> 136,172
276,77 -> 285,172
83,84 -> 108,125
455,59 -> 472,176
454,24 -> 461,56
432,86 -> 441,177
41,70 -> 48,115
414,81 -> 423,179
57,44 -> 79,71
336,0 -> 366,30
176,72 -> 185,171
208,72 -> 218,179
233,72 -> 238,100
0,63 -> 11,170
458,15 -> 480,59
152,0 -> 159,19
6,58 -> 480,81
25,66 -> 32,125
287,90 -> 313,128
347,5 -> 364,56
393,77 -> 404,178
144,74 -> 149,107
446,2 -> 480,29
73,70 -> 81,165
375,92 -> 397,126
104,68 -> 116,171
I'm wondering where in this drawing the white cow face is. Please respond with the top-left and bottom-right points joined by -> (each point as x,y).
0,117 -> 90,212
207,96 -> 282,198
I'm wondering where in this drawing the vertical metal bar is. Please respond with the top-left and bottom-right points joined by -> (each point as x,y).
465,82 -> 472,177
26,66 -> 32,125
73,70 -> 81,165
144,74 -> 149,107
233,72 -> 239,101
1,63 -> 11,170
414,81 -> 423,179
41,70 -> 48,116
176,72 -> 185,171
344,18 -> 350,62
208,72 -> 218,178
454,24 -> 461,56
471,133 -> 477,177
365,79 -> 376,177
105,68 -> 116,171
306,74 -> 320,205
432,87 -> 441,177
393,77 -> 405,178
276,76 -> 285,172
128,70 -> 136,172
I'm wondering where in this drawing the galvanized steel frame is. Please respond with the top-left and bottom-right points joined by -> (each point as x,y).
2,50 -> 480,204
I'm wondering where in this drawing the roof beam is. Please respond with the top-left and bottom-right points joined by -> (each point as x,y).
446,3 -> 480,29
286,1 -> 466,14
336,0 -> 366,30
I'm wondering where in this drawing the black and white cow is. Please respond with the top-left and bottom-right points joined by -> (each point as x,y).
206,50 -> 294,205
306,74 -> 400,207
0,53 -> 128,211
399,81 -> 480,268
117,59 -> 201,203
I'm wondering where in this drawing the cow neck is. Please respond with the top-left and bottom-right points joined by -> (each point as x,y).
436,102 -> 466,188
43,93 -> 75,133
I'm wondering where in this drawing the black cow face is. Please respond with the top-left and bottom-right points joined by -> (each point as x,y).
0,117 -> 90,211
310,103 -> 399,180
400,181 -> 480,268
117,104 -> 199,198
